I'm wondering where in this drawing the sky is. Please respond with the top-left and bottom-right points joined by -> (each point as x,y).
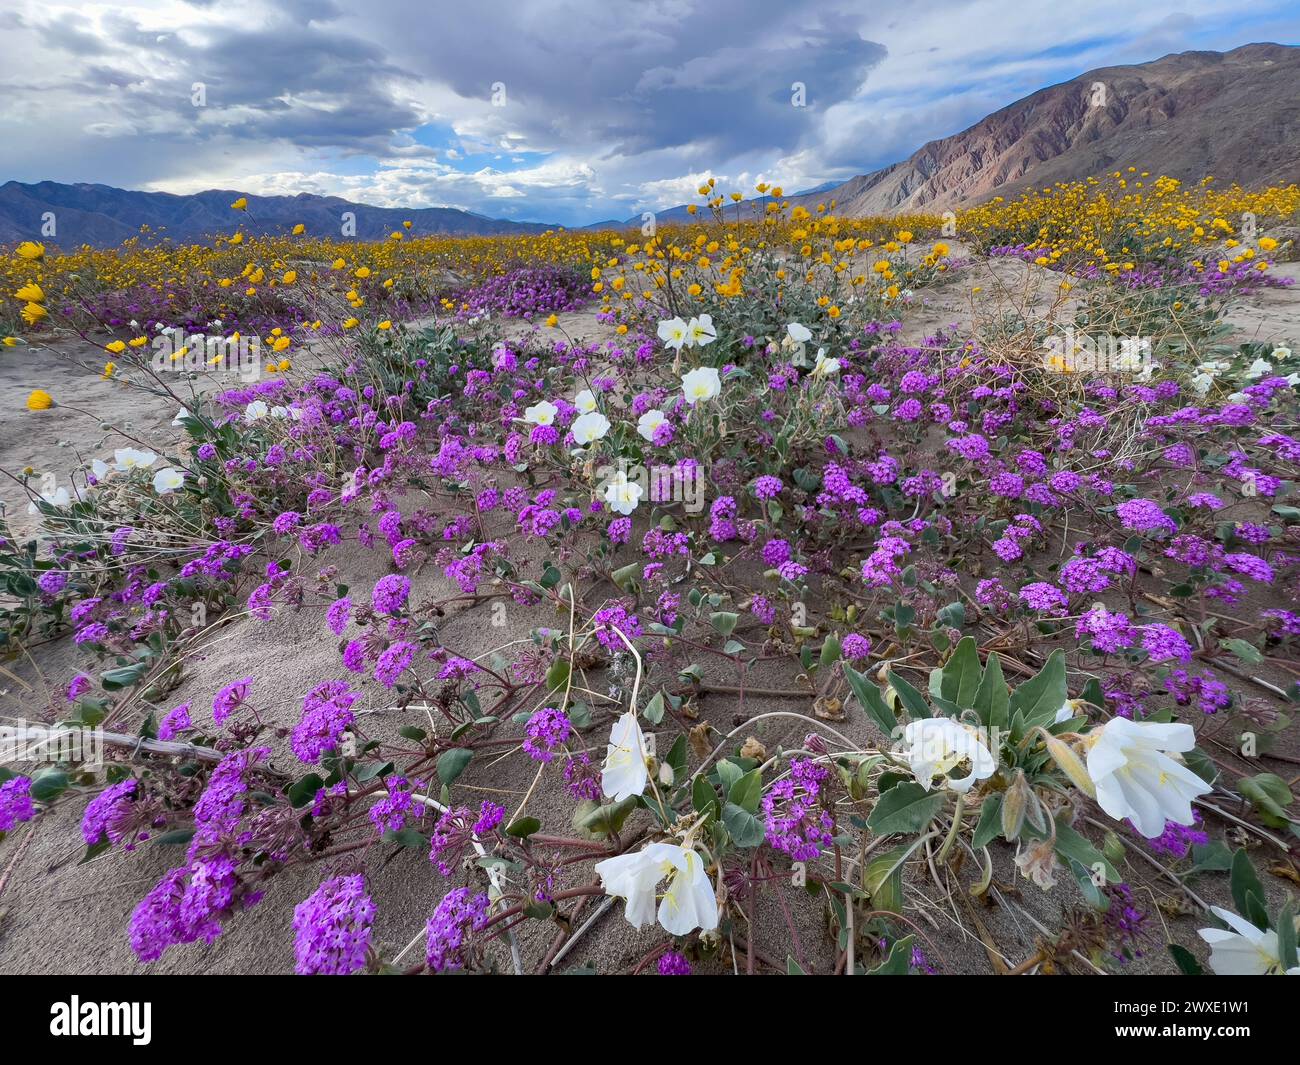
2,0 -> 1298,227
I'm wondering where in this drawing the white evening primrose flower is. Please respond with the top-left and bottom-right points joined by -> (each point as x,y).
1189,372 -> 1214,396
786,322 -> 812,344
1084,717 -> 1211,838
681,366 -> 721,405
91,458 -> 111,482
810,348 -> 841,377
657,317 -> 689,351
522,400 -> 558,426
244,400 -> 269,422
570,411 -> 610,446
28,486 -> 71,514
1272,346 -> 1292,361
574,388 -> 598,414
603,470 -> 644,515
172,407 -> 191,426
636,409 -> 667,442
152,467 -> 186,495
113,447 -> 157,472
901,717 -> 996,794
594,842 -> 719,935
1244,358 -> 1273,380
601,710 -> 649,800
687,314 -> 716,347
1198,907 -> 1286,975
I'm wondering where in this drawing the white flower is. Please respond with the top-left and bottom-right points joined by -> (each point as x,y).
570,411 -> 611,446
681,366 -> 721,405
1084,717 -> 1211,838
1244,358 -> 1273,380
574,389 -> 598,414
786,322 -> 812,344
1272,346 -> 1293,361
91,458 -> 111,482
1189,372 -> 1214,397
603,470 -> 644,515
601,711 -> 649,800
901,718 -> 996,794
810,348 -> 841,377
1198,907 -> 1285,975
113,447 -> 157,472
270,405 -> 291,419
636,409 -> 667,442
522,400 -> 558,426
28,486 -> 70,514
172,408 -> 192,426
594,842 -> 719,935
657,317 -> 689,351
152,467 -> 186,495
243,400 -> 269,423
687,314 -> 716,347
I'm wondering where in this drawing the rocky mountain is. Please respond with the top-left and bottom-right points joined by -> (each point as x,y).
791,43 -> 1300,216
0,182 -> 560,247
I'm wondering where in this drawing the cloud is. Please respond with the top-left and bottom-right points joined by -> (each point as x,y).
1,0 -> 1296,225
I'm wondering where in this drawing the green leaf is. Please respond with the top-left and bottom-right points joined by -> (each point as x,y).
610,562 -> 640,592
152,828 -> 196,847
786,956 -> 807,975
642,690 -> 666,725
709,612 -> 739,639
722,802 -> 764,847
863,838 -> 929,914
692,776 -> 719,821
29,769 -> 69,803
845,665 -> 898,737
729,769 -> 763,814
1053,818 -> 1119,886
938,636 -> 981,708
867,782 -> 947,835
1222,638 -> 1263,664
1009,650 -> 1067,729
972,654 -> 1010,730
397,725 -> 427,742
1168,944 -> 1204,976
887,671 -> 931,720
576,796 -> 637,838
972,794 -> 1004,849
1230,849 -> 1270,929
505,817 -> 541,839
288,773 -> 325,808
1277,899 -> 1298,971
101,663 -> 149,691
866,935 -> 916,974
436,748 -> 473,786
1239,773 -> 1294,829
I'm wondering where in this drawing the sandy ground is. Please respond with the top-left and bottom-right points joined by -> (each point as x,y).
1,254 -> 1297,976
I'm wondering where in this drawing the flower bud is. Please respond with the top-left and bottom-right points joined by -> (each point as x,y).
1042,732 -> 1097,799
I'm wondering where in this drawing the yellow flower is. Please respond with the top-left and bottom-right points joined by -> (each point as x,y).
105,340 -> 127,354
14,283 -> 44,303
277,359 -> 291,372
229,232 -> 244,245
15,241 -> 44,261
545,314 -> 559,327
102,361 -> 117,378
231,197 -> 248,210
272,336 -> 291,352
342,317 -> 359,329
377,320 -> 392,330
292,223 -> 306,235
21,302 -> 47,325
403,220 -> 412,229
2,337 -> 18,346
332,258 -> 346,270
354,266 -> 371,279
282,270 -> 296,284
26,388 -> 54,411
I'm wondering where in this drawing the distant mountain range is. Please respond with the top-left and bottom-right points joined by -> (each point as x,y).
785,42 -> 1300,217
0,182 -> 559,246
3,43 -> 1297,247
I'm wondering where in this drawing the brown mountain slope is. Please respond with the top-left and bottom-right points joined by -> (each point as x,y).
798,43 -> 1300,216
